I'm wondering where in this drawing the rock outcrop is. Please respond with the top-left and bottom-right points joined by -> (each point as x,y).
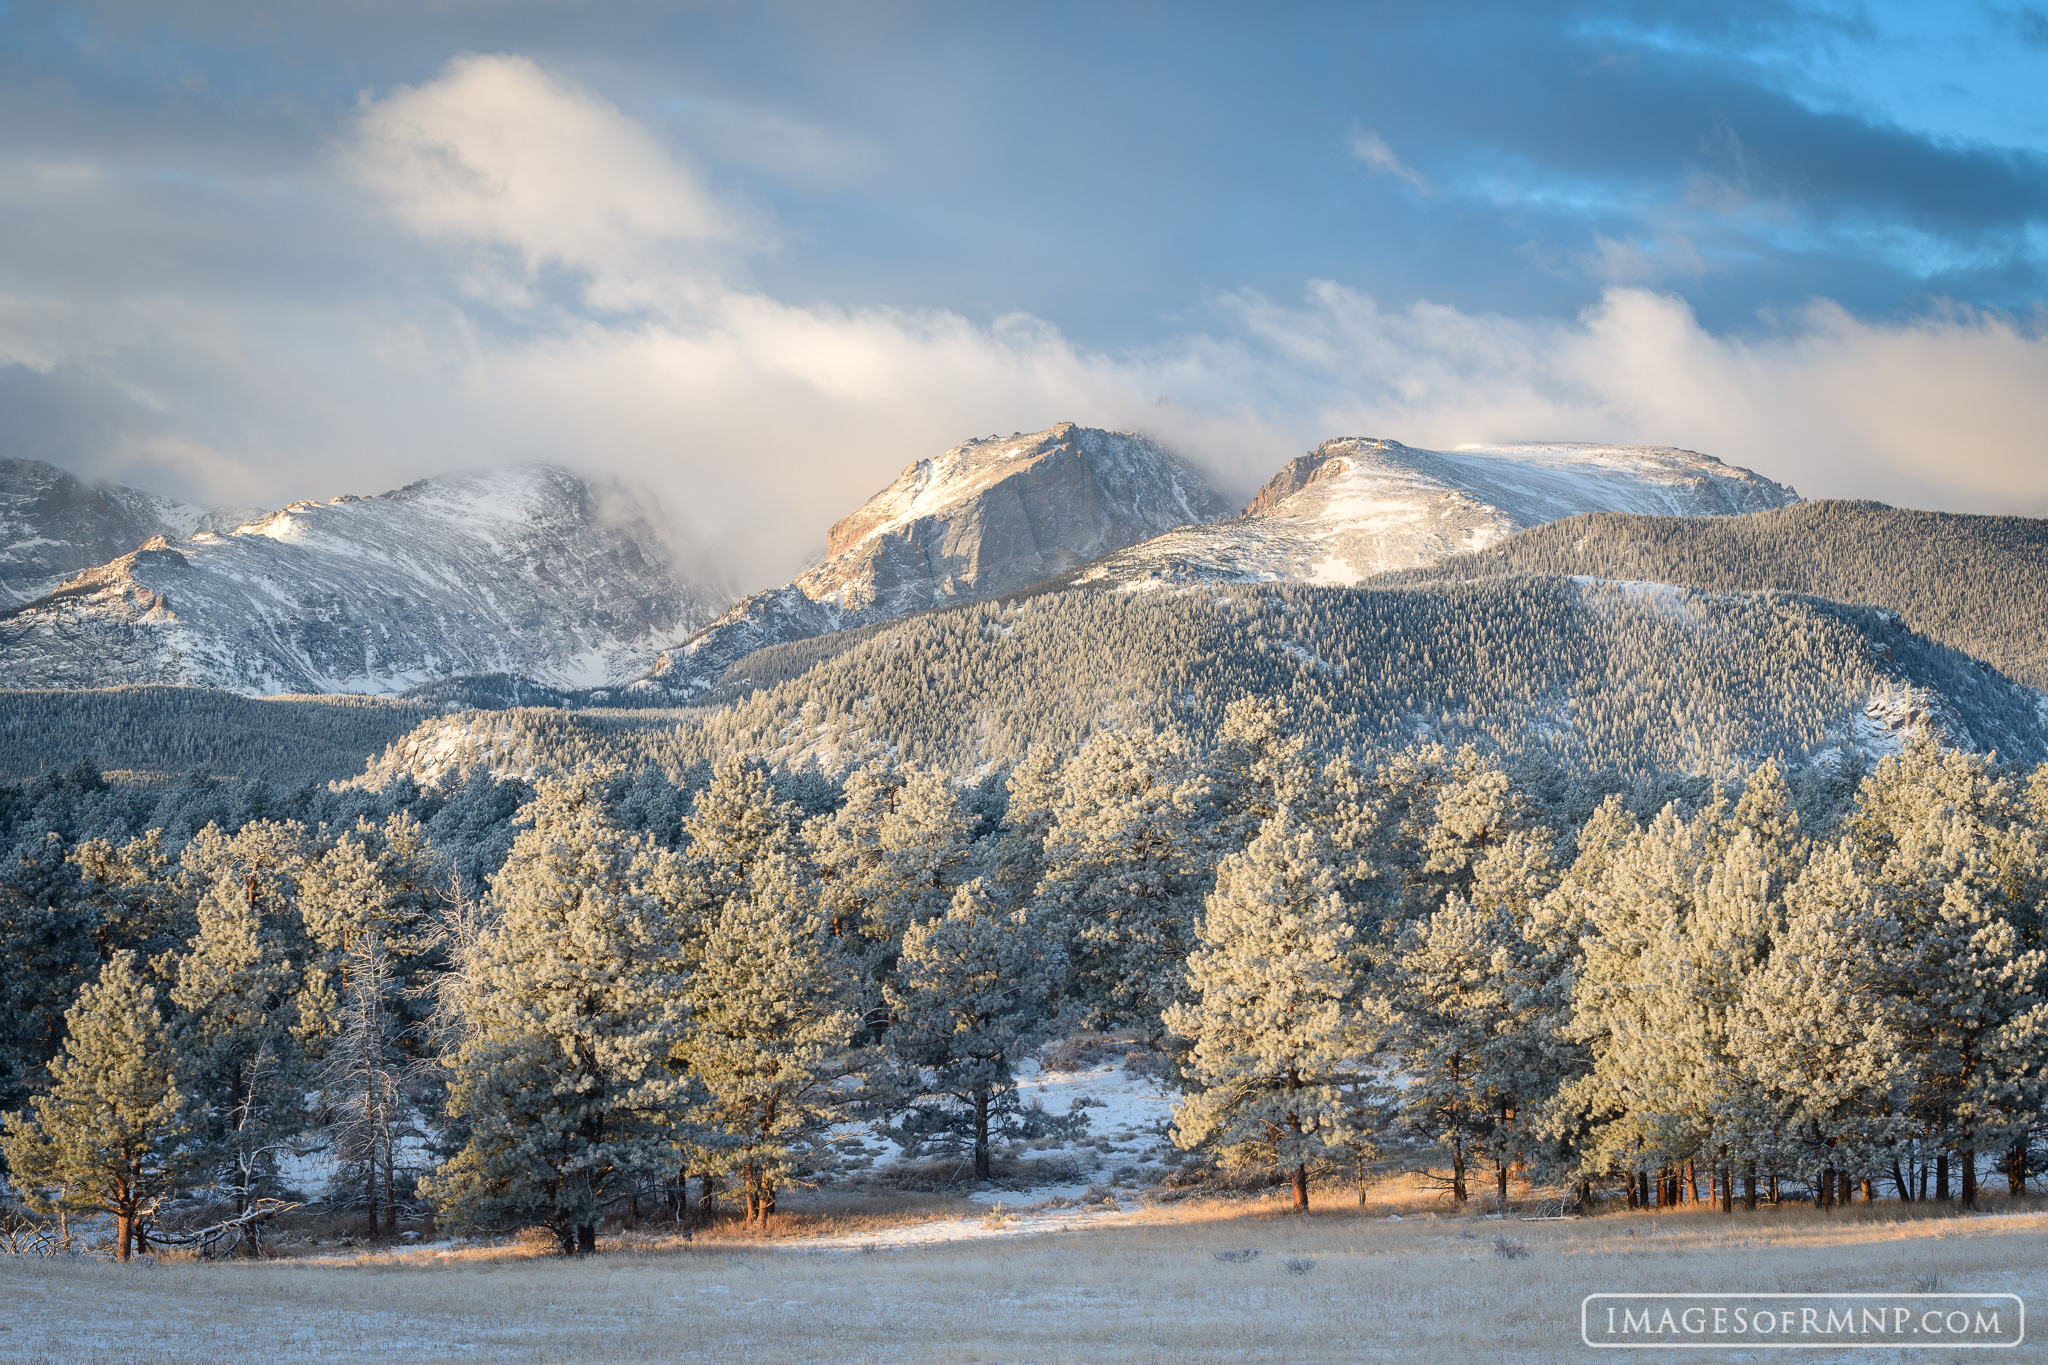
633,422 -> 1228,699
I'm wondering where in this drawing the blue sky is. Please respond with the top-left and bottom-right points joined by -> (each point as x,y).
2,1 -> 2044,585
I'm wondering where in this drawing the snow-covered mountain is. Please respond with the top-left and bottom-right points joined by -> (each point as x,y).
0,458 -> 262,606
1069,438 -> 1798,588
631,422 -> 1228,699
0,466 -> 723,696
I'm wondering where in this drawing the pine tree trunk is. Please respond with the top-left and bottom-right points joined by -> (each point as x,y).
1450,1143 -> 1466,1204
1721,1168 -> 1733,1214
576,1223 -> 596,1255
1638,1170 -> 1651,1209
1936,1151 -> 1949,1201
1496,1159 -> 1508,1207
1839,1171 -> 1853,1207
2007,1145 -> 2026,1196
1960,1149 -> 1976,1209
115,1209 -> 135,1262
1291,1163 -> 1309,1212
1744,1164 -> 1757,1211
1892,1161 -> 1912,1202
674,1166 -> 690,1224
974,1085 -> 993,1182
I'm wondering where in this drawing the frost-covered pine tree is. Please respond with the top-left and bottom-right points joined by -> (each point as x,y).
988,744 -> 1064,903
167,821 -> 318,1227
810,762 -> 977,1011
1036,725 -> 1210,1031
1732,840 -> 1905,1205
883,879 -> 1063,1180
671,755 -> 807,959
1203,697 -> 1310,856
1842,738 -> 2048,1207
422,774 -> 693,1254
1165,810 -> 1371,1209
1,952 -> 190,1260
1383,894 -> 1561,1205
680,852 -> 862,1226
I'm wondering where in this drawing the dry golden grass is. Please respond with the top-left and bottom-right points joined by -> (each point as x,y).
5,1182 -> 2043,1363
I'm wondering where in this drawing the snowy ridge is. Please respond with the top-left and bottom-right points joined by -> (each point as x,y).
0,457 -> 263,606
633,422 -> 1229,699
0,466 -> 725,696
1074,438 -> 1798,588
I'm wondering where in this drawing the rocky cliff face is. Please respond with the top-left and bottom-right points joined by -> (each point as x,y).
1072,438 -> 1799,588
0,466 -> 722,695
632,422 -> 1228,699
0,458 -> 262,606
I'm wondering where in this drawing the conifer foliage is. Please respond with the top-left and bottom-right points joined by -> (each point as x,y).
422,774 -> 693,1254
1,952 -> 189,1259
1166,811 -> 1371,1209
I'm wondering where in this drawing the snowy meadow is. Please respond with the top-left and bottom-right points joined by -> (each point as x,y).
5,1191 -> 2043,1363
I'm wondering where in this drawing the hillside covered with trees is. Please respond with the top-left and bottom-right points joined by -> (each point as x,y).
1385,501 -> 2048,690
2,701 -> 2044,1258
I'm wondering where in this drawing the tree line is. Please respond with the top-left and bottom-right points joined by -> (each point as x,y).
2,702 -> 2043,1259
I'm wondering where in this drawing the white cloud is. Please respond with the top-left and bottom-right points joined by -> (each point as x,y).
343,53 -> 746,310
1346,124 -> 1430,193
9,54 -> 2046,600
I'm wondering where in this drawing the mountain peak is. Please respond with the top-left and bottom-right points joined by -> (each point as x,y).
640,423 -> 1229,699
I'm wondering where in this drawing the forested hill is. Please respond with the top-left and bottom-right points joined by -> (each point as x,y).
355,576 -> 2048,789
1379,501 -> 2048,690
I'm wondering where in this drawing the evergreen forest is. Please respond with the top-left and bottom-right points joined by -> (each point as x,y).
4,698 -> 2046,1259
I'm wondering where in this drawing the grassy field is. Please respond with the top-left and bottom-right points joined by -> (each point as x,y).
4,1183 -> 2042,1363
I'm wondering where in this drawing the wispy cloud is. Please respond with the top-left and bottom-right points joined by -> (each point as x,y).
1346,124 -> 1430,194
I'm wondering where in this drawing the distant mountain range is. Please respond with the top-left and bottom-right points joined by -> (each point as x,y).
5,426 -> 2042,796
0,466 -> 722,694
623,425 -> 1795,702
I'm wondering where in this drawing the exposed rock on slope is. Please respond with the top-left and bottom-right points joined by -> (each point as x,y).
0,458 -> 261,606
0,466 -> 722,695
1072,439 -> 1797,587
632,422 -> 1227,699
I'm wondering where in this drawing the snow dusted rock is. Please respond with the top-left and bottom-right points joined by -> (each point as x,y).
0,466 -> 722,695
634,422 -> 1228,699
0,457 -> 263,606
1074,438 -> 1798,588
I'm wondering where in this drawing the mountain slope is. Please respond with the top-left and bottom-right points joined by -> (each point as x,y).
0,458 -> 261,606
629,422 -> 1228,700
1382,501 -> 2048,691
0,466 -> 722,696
1069,438 -> 1797,588
354,576 -> 2048,789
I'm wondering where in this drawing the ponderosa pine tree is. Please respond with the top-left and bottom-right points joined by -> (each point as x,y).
810,762 -> 977,1018
1843,738 -> 2048,1207
883,879 -> 1063,1179
1166,810 -> 1371,1210
167,821 -> 319,1233
1036,725 -> 1210,1032
1733,840 -> 1905,1206
423,774 -> 693,1254
1,952 -> 189,1259
680,852 -> 862,1226
1382,894 -> 1561,1205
